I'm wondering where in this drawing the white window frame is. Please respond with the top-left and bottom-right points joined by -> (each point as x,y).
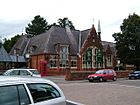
71,56 -> 77,68
60,45 -> 69,68
50,55 -> 57,68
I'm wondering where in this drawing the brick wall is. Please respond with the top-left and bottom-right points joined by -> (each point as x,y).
65,70 -> 133,81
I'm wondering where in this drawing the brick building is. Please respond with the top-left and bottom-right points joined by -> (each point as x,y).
0,40 -> 25,72
10,22 -> 117,75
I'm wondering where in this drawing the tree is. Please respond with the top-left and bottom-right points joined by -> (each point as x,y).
113,13 -> 140,70
57,17 -> 75,29
47,23 -> 59,29
3,35 -> 21,53
25,15 -> 49,37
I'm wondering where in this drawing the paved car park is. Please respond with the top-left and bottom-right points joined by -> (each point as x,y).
46,76 -> 140,105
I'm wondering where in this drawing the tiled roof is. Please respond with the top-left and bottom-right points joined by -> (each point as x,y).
10,55 -> 25,62
9,35 -> 30,55
28,26 -> 80,55
0,46 -> 11,62
81,29 -> 90,46
102,41 -> 116,55
10,26 -> 116,56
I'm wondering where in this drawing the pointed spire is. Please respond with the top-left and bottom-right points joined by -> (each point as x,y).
98,20 -> 101,39
98,20 -> 101,33
92,18 -> 94,26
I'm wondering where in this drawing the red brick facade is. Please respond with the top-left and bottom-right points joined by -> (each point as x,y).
29,25 -> 117,75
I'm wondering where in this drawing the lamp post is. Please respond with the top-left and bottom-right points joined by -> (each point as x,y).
25,53 -> 30,68
117,59 -> 120,71
97,49 -> 103,70
16,54 -> 19,68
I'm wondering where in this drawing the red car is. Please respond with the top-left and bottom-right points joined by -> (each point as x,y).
88,69 -> 117,82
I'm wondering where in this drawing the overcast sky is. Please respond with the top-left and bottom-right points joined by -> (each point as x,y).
0,0 -> 140,42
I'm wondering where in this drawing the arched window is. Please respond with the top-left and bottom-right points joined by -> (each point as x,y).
82,48 -> 92,69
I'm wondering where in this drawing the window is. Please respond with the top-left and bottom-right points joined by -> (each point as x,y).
20,70 -> 30,76
107,55 -> 112,66
60,45 -> 69,68
0,85 -> 19,105
82,48 -> 92,68
27,83 -> 61,103
9,70 -> 19,75
50,55 -> 57,68
18,85 -> 31,105
71,56 -> 77,68
0,85 -> 31,105
108,70 -> 113,74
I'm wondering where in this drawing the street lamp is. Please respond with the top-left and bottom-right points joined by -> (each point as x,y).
16,54 -> 19,68
117,59 -> 120,71
25,53 -> 30,68
97,49 -> 103,70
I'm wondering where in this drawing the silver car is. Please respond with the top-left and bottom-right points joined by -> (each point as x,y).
3,68 -> 41,77
0,76 -> 66,105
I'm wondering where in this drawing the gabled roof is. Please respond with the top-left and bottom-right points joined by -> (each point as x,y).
9,35 -> 30,56
10,55 -> 25,62
81,29 -> 90,46
79,24 -> 103,55
10,26 -> 116,56
0,46 -> 11,62
27,26 -> 80,55
102,41 -> 116,55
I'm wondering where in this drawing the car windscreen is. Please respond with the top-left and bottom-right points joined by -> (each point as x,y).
30,70 -> 40,75
95,70 -> 104,74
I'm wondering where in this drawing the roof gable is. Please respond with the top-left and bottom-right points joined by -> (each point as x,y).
80,24 -> 102,55
27,26 -> 80,55
0,46 -> 11,62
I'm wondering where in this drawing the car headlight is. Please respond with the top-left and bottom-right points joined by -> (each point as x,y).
135,74 -> 139,76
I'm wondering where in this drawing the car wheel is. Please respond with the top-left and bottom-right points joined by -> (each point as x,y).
99,77 -> 103,82
129,77 -> 133,79
113,77 -> 117,81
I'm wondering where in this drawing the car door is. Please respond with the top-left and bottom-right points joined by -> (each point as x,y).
103,70 -> 109,80
0,84 -> 31,105
27,83 -> 66,105
108,70 -> 114,79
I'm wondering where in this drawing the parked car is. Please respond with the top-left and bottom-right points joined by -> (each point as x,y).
128,71 -> 140,79
88,69 -> 117,82
3,68 -> 41,77
0,76 -> 66,105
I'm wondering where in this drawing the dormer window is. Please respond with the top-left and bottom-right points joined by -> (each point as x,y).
29,45 -> 37,54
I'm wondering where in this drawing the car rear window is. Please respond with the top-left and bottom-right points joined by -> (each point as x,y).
27,83 -> 61,103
